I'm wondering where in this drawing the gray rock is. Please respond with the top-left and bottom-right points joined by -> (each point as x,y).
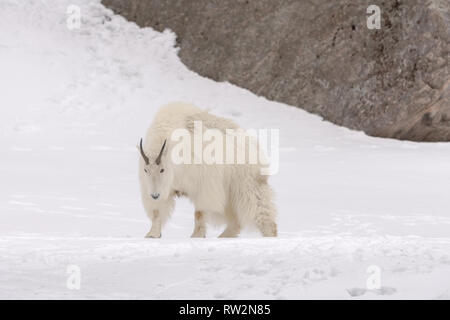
102,0 -> 450,141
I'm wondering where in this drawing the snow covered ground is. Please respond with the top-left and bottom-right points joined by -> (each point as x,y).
1,0 -> 449,299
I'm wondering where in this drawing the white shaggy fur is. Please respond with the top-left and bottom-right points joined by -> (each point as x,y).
139,102 -> 277,238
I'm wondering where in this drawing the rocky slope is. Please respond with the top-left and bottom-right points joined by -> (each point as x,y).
102,0 -> 450,141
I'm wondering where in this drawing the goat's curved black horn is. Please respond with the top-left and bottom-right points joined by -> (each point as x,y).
155,139 -> 167,165
139,138 -> 149,165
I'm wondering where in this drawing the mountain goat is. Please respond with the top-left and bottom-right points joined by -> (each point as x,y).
138,102 -> 277,238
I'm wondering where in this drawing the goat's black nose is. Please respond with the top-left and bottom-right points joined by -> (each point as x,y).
151,193 -> 160,200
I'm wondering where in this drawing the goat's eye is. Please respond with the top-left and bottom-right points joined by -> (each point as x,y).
160,168 -> 164,173
144,169 -> 148,173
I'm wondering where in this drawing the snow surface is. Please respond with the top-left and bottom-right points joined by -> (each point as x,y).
0,0 -> 449,299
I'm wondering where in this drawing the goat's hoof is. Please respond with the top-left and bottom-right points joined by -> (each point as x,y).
145,233 -> 161,238
190,233 -> 206,238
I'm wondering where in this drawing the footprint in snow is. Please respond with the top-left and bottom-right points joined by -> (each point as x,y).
347,286 -> 397,297
229,110 -> 241,117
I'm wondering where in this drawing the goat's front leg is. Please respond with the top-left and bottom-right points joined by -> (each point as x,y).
146,209 -> 162,238
191,211 -> 206,238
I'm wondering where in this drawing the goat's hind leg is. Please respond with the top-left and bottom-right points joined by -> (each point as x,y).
255,214 -> 277,237
254,184 -> 277,237
219,206 -> 240,238
219,216 -> 240,238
